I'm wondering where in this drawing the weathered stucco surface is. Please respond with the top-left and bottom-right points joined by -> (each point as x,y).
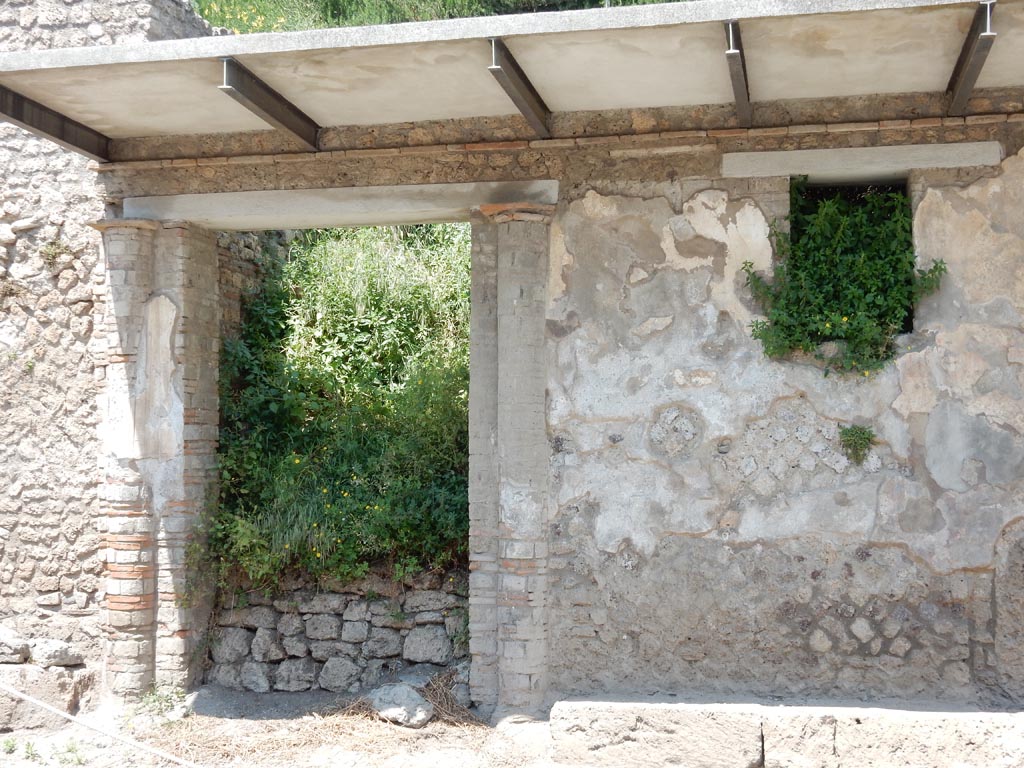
545,148 -> 1024,704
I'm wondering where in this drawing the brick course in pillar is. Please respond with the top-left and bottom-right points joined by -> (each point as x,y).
92,219 -> 221,695
469,204 -> 553,712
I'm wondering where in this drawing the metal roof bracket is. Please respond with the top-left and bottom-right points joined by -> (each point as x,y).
218,57 -> 321,151
487,38 -> 551,139
724,20 -> 752,128
947,0 -> 997,116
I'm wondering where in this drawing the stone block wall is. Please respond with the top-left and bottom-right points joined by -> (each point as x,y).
0,0 -> 239,684
543,146 -> 1024,705
206,576 -> 469,696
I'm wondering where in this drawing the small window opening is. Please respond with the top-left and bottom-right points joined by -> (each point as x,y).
791,181 -> 915,334
743,175 -> 945,373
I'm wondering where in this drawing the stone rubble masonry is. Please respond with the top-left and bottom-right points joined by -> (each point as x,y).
469,205 -> 551,711
0,0 -> 213,50
205,581 -> 470,696
96,118 -> 1024,204
0,0 -> 260,698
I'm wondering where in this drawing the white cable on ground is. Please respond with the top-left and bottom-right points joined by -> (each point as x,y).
0,679 -> 207,768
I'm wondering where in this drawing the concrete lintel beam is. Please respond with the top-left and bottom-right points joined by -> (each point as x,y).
218,57 -> 320,151
946,1 -> 997,116
724,20 -> 752,128
488,38 -> 551,138
721,142 -> 1003,183
122,180 -> 561,231
0,83 -> 110,161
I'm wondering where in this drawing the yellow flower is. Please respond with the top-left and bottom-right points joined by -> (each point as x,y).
824,322 -> 831,329
294,458 -> 300,464
343,491 -> 349,497
312,522 -> 318,528
284,544 -> 289,550
325,503 -> 331,509
316,552 -> 321,558
322,488 -> 328,493
842,316 -> 848,322
863,371 -> 870,377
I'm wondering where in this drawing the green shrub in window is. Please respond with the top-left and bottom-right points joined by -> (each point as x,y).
742,179 -> 946,373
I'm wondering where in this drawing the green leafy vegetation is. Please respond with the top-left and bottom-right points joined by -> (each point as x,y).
213,225 -> 470,588
192,0 -> 672,33
839,424 -> 876,465
742,179 -> 946,374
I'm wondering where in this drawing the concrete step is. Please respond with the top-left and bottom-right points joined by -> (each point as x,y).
548,699 -> 1024,768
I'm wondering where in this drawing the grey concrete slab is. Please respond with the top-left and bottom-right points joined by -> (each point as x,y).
742,5 -> 974,102
721,141 -> 1004,183
121,180 -> 560,229
0,0 -> 981,72
0,1 -> 1021,141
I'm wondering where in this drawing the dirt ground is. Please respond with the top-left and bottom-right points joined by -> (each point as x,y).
0,686 -> 564,768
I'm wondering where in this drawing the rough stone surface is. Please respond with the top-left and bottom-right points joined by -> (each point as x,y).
403,626 -> 454,665
211,628 -> 254,665
250,628 -> 286,663
363,628 -> 403,659
274,657 -> 317,692
763,710 -> 1024,768
29,639 -> 84,668
549,700 -> 763,767
240,661 -> 273,693
0,626 -> 30,663
319,656 -> 362,693
305,615 -> 341,641
207,581 -> 467,694
0,0 -> 260,696
367,683 -> 434,729
0,664 -> 94,730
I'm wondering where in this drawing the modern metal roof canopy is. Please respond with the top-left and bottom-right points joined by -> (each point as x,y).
0,0 -> 1021,161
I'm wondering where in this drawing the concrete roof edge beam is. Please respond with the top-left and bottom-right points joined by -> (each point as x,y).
218,57 -> 320,152
487,38 -> 551,139
946,0 -> 998,117
724,20 -> 752,128
0,82 -> 110,162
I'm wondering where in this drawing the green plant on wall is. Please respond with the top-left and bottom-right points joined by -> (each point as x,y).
741,179 -> 946,374
839,424 -> 875,465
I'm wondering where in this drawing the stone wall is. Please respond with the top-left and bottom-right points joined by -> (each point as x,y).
543,146 -> 1024,705
0,0 -> 219,671
206,574 -> 469,697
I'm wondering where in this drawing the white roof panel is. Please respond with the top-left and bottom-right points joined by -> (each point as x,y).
0,0 -> 1019,142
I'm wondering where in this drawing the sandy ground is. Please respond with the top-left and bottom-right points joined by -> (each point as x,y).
0,686 -> 564,768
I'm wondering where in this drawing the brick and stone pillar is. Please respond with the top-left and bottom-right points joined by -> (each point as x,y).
468,204 -> 553,713
93,219 -> 220,696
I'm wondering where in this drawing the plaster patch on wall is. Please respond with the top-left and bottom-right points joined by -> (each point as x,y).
134,293 -> 182,461
546,152 -> 1024,701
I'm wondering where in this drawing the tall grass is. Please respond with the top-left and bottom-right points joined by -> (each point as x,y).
214,224 -> 471,587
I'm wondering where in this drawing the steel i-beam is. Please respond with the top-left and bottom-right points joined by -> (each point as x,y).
947,0 -> 997,116
488,38 -> 551,138
0,84 -> 110,162
724,20 -> 752,128
218,57 -> 320,151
